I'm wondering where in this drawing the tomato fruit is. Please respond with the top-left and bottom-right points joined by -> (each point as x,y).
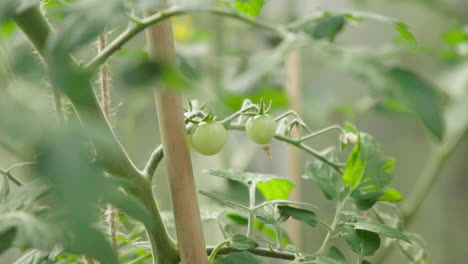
191,121 -> 227,156
246,114 -> 276,145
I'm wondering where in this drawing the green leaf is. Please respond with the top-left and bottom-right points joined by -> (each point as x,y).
256,179 -> 294,200
235,0 -> 265,17
362,261 -> 373,264
354,198 -> 379,211
221,88 -> 288,111
378,189 -> 404,202
0,227 -> 16,254
328,246 -> 345,263
351,134 -> 395,210
387,68 -> 445,140
205,169 -> 282,187
225,212 -> 290,245
229,234 -> 259,250
342,135 -> 365,191
199,190 -> 249,211
213,252 -> 263,264
353,218 -> 411,243
442,28 -> 468,45
312,256 -> 343,264
294,256 -> 342,264
256,204 -> 289,225
12,249 -> 51,264
277,205 -> 319,228
0,212 -> 60,252
343,229 -> 381,257
303,160 -> 339,200
393,22 -> 416,43
308,15 -> 347,42
102,187 -> 153,231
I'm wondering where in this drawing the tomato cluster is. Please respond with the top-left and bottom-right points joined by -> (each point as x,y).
189,114 -> 276,156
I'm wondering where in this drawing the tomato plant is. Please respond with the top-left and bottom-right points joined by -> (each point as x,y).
1,0 -> 467,264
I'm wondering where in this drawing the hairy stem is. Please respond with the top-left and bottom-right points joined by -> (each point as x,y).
14,6 -> 177,263
246,184 -> 257,239
86,6 -> 287,69
315,201 -> 344,255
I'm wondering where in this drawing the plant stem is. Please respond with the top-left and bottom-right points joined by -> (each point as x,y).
358,255 -> 363,264
145,6 -> 208,264
377,122 -> 468,264
208,241 -> 229,263
98,31 -> 118,257
246,184 -> 257,239
128,253 -> 151,264
314,201 -> 344,255
14,6 -> 178,264
298,125 -> 345,142
402,124 -> 468,224
275,223 -> 282,250
206,246 -> 295,260
224,124 -> 343,173
86,6 -> 287,70
0,169 -> 23,186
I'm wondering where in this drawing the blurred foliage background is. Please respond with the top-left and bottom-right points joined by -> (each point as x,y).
0,0 -> 467,263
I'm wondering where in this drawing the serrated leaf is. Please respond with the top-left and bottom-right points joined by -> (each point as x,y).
12,249 -> 50,264
387,68 -> 445,140
0,211 -> 60,252
229,234 -> 259,250
256,204 -> 288,225
199,190 -> 249,211
342,135 -> 365,191
308,15 -> 347,42
235,0 -> 265,17
213,252 -> 263,264
328,246 -> 345,262
303,160 -> 339,200
351,134 -> 395,210
343,229 -> 380,257
277,205 -> 319,228
353,218 -> 411,243
225,212 -> 290,245
205,169 -> 282,187
378,189 -> 403,202
256,179 -> 294,200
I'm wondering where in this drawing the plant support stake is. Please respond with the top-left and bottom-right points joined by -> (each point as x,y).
145,9 -> 208,264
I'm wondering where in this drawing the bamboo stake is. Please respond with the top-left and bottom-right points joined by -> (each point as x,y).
285,50 -> 302,246
145,10 -> 208,264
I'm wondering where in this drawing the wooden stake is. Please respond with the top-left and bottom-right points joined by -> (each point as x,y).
285,50 -> 302,246
145,13 -> 208,264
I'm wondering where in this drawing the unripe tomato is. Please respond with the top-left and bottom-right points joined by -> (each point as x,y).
246,114 -> 276,145
191,121 -> 227,156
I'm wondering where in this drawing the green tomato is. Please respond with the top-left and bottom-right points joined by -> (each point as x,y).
246,114 -> 276,145
191,121 -> 227,156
